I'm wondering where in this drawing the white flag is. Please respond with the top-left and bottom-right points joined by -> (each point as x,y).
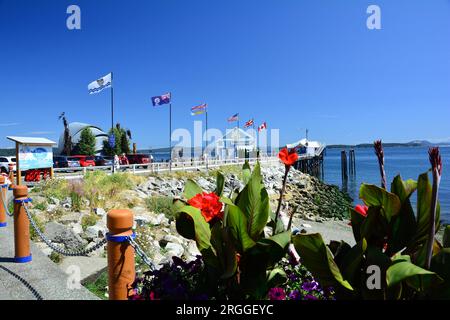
88,73 -> 112,94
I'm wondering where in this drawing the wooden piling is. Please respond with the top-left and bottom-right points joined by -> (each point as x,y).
341,150 -> 348,182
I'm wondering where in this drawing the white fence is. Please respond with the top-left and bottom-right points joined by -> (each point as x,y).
53,157 -> 280,180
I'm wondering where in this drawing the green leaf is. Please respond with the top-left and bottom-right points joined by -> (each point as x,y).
211,224 -> 237,279
360,206 -> 388,245
236,162 -> 269,241
227,204 -> 256,253
242,161 -> 252,185
257,231 -> 291,265
292,233 -> 353,291
359,184 -> 401,223
388,175 -> 417,254
340,239 -> 367,285
387,254 -> 443,291
215,172 -> 225,197
267,268 -> 287,289
414,172 -> 441,244
183,179 -> 203,200
176,205 -> 211,252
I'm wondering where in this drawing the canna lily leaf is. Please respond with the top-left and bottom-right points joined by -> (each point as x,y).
236,162 -> 270,241
359,184 -> 401,223
215,171 -> 225,197
183,179 -> 203,200
226,204 -> 256,253
176,205 -> 211,252
414,172 -> 441,245
388,175 -> 417,254
292,233 -> 353,291
387,254 -> 443,291
242,161 -> 252,185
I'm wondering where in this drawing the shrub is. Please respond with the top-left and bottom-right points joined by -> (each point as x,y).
32,178 -> 69,201
146,196 -> 175,220
33,201 -> 47,211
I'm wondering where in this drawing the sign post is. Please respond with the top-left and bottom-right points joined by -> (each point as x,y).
6,137 -> 57,185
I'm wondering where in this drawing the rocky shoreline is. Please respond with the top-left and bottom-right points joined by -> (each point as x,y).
27,162 -> 352,274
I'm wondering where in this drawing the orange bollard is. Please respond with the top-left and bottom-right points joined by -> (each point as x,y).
0,176 -> 7,227
13,185 -> 32,263
107,209 -> 135,300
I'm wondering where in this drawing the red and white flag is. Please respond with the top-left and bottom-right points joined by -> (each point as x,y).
244,119 -> 254,128
258,122 -> 267,132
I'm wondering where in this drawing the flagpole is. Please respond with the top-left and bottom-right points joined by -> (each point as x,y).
111,72 -> 115,173
169,96 -> 172,171
205,106 -> 208,169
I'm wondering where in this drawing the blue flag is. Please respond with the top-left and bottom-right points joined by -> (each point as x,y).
152,93 -> 171,106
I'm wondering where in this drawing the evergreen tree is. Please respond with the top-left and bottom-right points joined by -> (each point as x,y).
78,128 -> 96,155
102,127 -> 122,156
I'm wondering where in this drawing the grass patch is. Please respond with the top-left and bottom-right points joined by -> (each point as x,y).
49,252 -> 62,264
31,178 -> 70,201
84,271 -> 108,300
33,201 -> 47,211
81,214 -> 99,231
146,196 -> 175,220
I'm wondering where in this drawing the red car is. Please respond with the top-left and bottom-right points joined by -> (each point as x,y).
126,154 -> 150,168
71,155 -> 96,167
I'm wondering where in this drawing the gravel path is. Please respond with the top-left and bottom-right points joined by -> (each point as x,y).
294,218 -> 356,246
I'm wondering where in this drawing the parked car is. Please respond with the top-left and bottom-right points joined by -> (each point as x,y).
0,156 -> 16,173
71,155 -> 96,167
53,156 -> 81,169
126,154 -> 150,168
94,155 -> 114,167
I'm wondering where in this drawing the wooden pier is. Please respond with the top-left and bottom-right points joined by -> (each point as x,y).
293,145 -> 326,178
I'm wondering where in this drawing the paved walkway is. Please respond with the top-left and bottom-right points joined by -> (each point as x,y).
0,191 -> 98,300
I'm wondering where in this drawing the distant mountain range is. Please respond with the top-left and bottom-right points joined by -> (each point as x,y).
327,140 -> 450,149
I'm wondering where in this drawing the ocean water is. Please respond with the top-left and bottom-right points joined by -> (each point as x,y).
323,146 -> 450,224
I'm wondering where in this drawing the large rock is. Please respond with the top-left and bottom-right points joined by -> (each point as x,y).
165,242 -> 184,258
44,222 -> 87,251
84,225 -> 106,241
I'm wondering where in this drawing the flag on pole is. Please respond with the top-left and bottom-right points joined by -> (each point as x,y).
244,119 -> 254,128
191,103 -> 207,116
258,122 -> 267,132
228,113 -> 239,122
151,93 -> 171,106
88,73 -> 112,94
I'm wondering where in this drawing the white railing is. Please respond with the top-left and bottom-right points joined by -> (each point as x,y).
53,157 -> 280,180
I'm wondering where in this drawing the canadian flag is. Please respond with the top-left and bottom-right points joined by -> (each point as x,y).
258,122 -> 267,132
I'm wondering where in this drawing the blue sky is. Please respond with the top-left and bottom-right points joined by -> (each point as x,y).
1,0 -> 450,149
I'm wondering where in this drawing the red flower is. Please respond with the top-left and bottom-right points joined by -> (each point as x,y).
355,204 -> 368,217
278,148 -> 299,167
188,192 -> 223,223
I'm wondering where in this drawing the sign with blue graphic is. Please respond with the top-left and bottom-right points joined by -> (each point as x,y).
19,145 -> 53,170
109,134 -> 115,148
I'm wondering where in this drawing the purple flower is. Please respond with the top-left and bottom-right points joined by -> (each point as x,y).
305,294 -> 319,300
288,290 -> 302,300
301,281 -> 319,292
268,288 -> 286,300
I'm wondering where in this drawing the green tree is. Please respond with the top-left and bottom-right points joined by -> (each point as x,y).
102,127 -> 122,156
78,128 -> 96,155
